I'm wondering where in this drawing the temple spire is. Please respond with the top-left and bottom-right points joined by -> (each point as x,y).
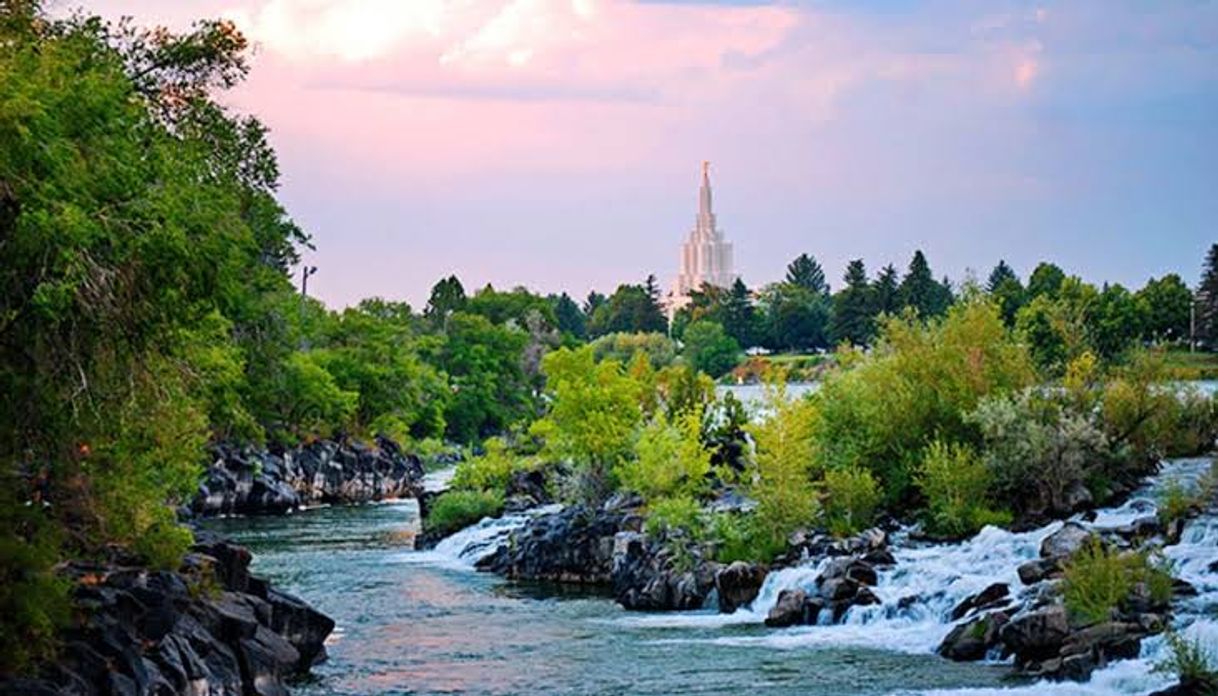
698,160 -> 713,223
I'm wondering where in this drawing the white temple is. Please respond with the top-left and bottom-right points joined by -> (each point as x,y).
666,162 -> 736,317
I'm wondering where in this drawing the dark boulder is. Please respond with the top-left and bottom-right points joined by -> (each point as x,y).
477,505 -> 623,584
765,589 -> 823,628
1000,605 -> 1071,665
950,583 -> 1010,621
938,611 -> 1010,662
611,532 -> 717,611
1040,522 -> 1093,562
715,561 -> 768,613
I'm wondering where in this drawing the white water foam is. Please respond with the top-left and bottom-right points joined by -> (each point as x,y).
392,504 -> 564,570
630,457 -> 1218,696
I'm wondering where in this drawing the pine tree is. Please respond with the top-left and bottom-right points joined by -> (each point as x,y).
551,292 -> 586,339
898,250 -> 942,317
721,278 -> 757,348
987,260 -> 1018,293
1027,262 -> 1066,299
424,275 -> 467,326
873,264 -> 900,316
1198,244 -> 1218,346
831,259 -> 874,346
785,253 -> 829,296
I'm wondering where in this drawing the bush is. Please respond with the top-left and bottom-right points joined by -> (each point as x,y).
617,409 -> 711,501
968,389 -> 1112,519
916,440 -> 1011,538
1158,478 -> 1202,527
821,466 -> 881,537
710,512 -> 788,565
682,320 -> 741,378
1155,630 -> 1218,692
645,495 -> 705,540
1062,540 -> 1173,625
590,332 -> 678,369
0,478 -> 69,674
425,490 -> 505,537
746,380 -> 821,550
813,299 -> 1035,504
450,437 -> 518,493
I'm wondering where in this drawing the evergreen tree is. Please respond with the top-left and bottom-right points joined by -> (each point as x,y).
587,280 -> 667,336
873,264 -> 901,316
721,278 -> 758,348
551,292 -> 587,340
785,253 -> 829,296
898,250 -> 944,317
992,276 -> 1027,327
584,291 -> 607,318
987,260 -> 1018,293
831,259 -> 874,346
762,283 -> 832,352
1199,244 -> 1218,346
424,275 -> 466,326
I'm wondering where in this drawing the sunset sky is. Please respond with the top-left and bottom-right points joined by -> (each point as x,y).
70,1 -> 1218,308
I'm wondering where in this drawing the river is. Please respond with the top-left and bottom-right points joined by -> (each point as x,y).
204,456 -> 1218,696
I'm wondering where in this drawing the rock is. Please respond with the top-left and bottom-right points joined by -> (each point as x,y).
611,532 -> 717,611
715,561 -> 768,613
1000,605 -> 1070,664
194,435 -> 424,516
938,611 -> 1010,661
0,534 -> 334,696
765,589 -> 818,628
478,505 -> 623,584
1063,481 -> 1095,513
1040,522 -> 1094,561
1018,559 -> 1061,585
950,583 -> 1010,621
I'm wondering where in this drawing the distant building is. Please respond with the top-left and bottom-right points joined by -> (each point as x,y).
666,162 -> 737,318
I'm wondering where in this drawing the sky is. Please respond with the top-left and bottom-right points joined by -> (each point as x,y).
64,0 -> 1218,309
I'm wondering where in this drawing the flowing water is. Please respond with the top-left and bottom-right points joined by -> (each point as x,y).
204,457 -> 1218,696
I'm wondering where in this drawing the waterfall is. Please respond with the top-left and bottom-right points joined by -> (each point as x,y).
398,504 -> 564,569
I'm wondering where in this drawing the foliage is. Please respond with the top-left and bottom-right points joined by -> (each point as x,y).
644,495 -> 706,541
814,297 -> 1035,503
1199,244 -> 1218,348
1154,630 -> 1218,692
785,253 -> 830,296
915,441 -> 1011,538
682,320 -> 741,378
425,489 -> 505,538
898,250 -> 952,318
760,282 -> 833,352
550,292 -> 587,340
1062,540 -> 1173,625
821,466 -> 882,537
587,278 -> 667,337
531,347 -> 643,502
450,437 -> 518,493
273,352 -> 359,440
432,311 -> 533,443
618,409 -> 711,501
745,381 -> 821,553
831,259 -> 875,346
590,332 -> 678,369
1157,477 -> 1201,527
423,275 -> 467,327
1136,274 -> 1193,343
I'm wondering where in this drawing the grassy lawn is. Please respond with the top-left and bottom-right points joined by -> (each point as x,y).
1161,348 -> 1218,380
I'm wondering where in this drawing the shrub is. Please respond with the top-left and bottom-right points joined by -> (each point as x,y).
746,380 -> 821,551
814,298 -> 1035,504
590,332 -> 678,369
425,489 -> 504,537
968,389 -> 1112,518
710,512 -> 788,565
1062,540 -> 1173,625
618,409 -> 711,501
1155,630 -> 1218,692
645,495 -> 705,541
916,440 -> 1011,538
821,466 -> 881,537
681,320 -> 741,378
1158,478 -> 1201,527
451,437 -> 518,493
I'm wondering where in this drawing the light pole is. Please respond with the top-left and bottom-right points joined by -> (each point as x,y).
301,265 -> 318,298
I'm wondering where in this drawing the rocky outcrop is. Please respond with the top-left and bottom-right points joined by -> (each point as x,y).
194,435 -> 424,516
764,555 -> 886,627
938,611 -> 1010,661
997,602 -> 1167,682
0,532 -> 333,696
715,562 -> 768,613
477,505 -> 627,584
779,527 -> 887,567
611,532 -> 718,611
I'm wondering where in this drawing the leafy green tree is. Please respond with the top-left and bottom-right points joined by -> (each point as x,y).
588,280 -> 667,336
618,408 -> 711,501
831,259 -> 874,346
550,292 -> 587,340
1136,274 -> 1192,343
682,320 -> 741,378
531,346 -> 643,502
584,290 -> 607,317
424,275 -> 467,327
761,283 -> 833,352
1090,283 -> 1145,359
785,253 -> 830,295
1015,277 -> 1097,372
1027,262 -> 1067,299
432,312 -> 532,443
466,284 -> 556,328
991,276 -> 1027,327
590,332 -> 678,368
746,382 -> 821,555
